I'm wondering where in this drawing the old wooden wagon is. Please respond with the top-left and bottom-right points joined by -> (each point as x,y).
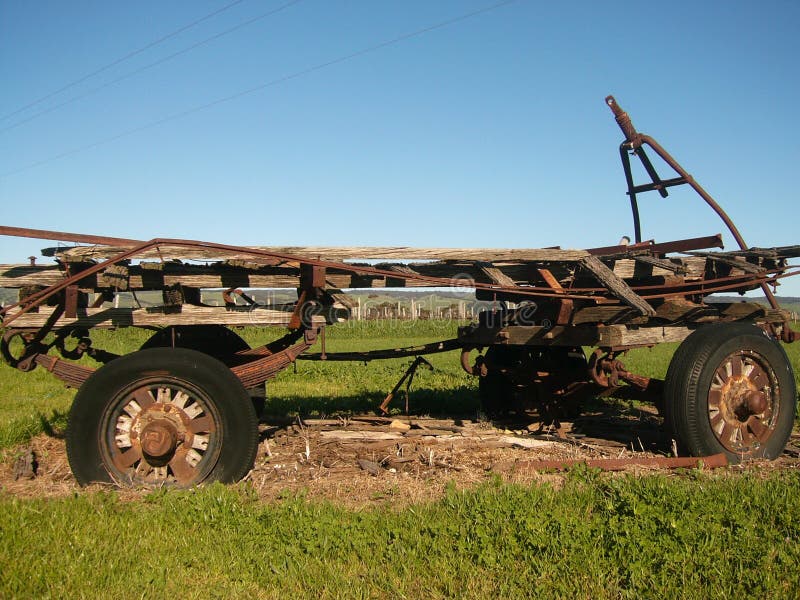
1,97 -> 798,487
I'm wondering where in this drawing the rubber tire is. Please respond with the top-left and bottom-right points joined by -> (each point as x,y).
66,347 -> 259,487
663,323 -> 796,462
141,325 -> 266,418
663,325 -> 723,440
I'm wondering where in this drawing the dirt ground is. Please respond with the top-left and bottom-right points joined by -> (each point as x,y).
3,406 -> 800,507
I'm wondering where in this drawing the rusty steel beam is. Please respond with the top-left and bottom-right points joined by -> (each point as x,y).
586,234 -> 724,257
0,225 -> 142,247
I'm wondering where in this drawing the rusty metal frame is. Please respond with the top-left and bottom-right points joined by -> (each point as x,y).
606,95 -> 783,310
0,228 -> 794,327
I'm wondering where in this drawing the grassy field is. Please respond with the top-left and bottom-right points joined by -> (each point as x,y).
2,472 -> 800,598
1,320 -> 800,598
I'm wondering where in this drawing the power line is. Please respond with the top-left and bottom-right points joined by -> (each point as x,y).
0,0 -> 305,134
1,0 -> 521,178
0,0 -> 247,122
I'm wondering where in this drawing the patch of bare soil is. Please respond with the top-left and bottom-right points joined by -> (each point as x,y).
2,406 -> 799,507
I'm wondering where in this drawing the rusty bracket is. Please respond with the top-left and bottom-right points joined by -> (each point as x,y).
764,321 -> 800,344
222,288 -> 257,307
288,290 -> 308,331
589,348 -> 650,390
379,356 -> 434,414
64,285 -> 79,319
460,347 -> 487,377
537,268 -> 573,325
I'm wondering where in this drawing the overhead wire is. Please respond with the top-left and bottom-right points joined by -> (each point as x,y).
0,0 -> 247,122
1,0 -> 521,179
0,0 -> 305,134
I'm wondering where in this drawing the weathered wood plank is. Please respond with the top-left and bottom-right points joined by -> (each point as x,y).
5,306 -> 326,329
688,252 -> 765,275
43,244 -> 592,263
653,298 -> 717,322
385,264 -> 422,288
570,306 -> 645,325
0,265 -> 64,287
459,323 -> 695,347
631,255 -> 687,274
746,245 -> 800,259
580,256 -> 656,316
479,265 -> 517,287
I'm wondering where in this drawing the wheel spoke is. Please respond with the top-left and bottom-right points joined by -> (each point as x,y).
751,370 -> 769,390
192,434 -> 210,451
132,388 -> 155,409
738,426 -> 755,446
169,447 -> 199,485
743,362 -> 755,378
171,391 -> 190,409
188,415 -> 215,434
111,446 -> 142,470
720,423 -> 735,445
746,417 -> 771,442
184,403 -> 203,419
708,389 -> 723,409
709,411 -> 724,433
730,356 -> 744,378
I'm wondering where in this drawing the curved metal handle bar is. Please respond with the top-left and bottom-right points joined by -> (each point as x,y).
606,96 -> 779,309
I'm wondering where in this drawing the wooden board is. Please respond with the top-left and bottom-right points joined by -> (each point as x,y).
579,256 -> 655,316
4,305 -> 327,329
43,244 -> 592,263
459,323 -> 696,347
0,265 -> 63,287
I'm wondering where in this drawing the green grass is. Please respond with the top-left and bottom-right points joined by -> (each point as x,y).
2,320 -> 800,597
2,472 -> 799,598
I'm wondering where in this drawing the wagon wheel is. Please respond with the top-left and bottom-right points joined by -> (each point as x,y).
66,347 -> 258,487
141,325 -> 266,418
663,323 -> 796,461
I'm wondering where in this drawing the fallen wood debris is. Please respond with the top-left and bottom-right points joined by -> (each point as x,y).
319,430 -> 404,442
497,436 -> 559,449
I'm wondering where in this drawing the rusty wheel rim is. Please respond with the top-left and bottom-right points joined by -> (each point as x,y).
101,377 -> 221,486
707,350 -> 780,455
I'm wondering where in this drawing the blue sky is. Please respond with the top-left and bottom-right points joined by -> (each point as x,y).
1,0 -> 798,295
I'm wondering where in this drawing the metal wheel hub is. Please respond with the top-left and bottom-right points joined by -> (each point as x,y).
708,351 -> 777,453
107,381 -> 219,485
140,418 -> 180,464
